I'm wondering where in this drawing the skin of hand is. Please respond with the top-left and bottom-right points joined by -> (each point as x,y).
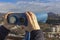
3,12 -> 15,30
23,12 -> 40,32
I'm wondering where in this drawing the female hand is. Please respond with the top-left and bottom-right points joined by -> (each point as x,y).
24,12 -> 40,32
3,12 -> 15,30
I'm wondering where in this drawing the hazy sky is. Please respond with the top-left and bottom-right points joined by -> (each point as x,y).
0,0 -> 60,14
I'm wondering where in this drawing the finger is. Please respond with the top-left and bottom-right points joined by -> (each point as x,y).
27,12 -> 38,26
27,12 -> 34,20
26,12 -> 32,23
27,12 -> 35,23
27,12 -> 33,16
27,11 -> 35,17
5,12 -> 14,19
4,12 -> 13,23
27,12 -> 35,20
28,12 -> 37,21
4,12 -> 14,25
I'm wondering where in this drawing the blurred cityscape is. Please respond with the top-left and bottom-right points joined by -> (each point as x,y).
39,24 -> 60,40
0,12 -> 60,40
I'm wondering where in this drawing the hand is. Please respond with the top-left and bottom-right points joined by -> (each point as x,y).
24,12 -> 40,32
3,12 -> 15,30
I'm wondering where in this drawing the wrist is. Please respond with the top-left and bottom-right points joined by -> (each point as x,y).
34,26 -> 40,30
32,25 -> 41,31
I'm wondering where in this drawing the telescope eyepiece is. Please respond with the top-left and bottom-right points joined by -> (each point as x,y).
19,17 -> 25,25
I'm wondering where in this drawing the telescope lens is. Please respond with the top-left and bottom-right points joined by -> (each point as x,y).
20,17 -> 25,24
9,16 -> 17,24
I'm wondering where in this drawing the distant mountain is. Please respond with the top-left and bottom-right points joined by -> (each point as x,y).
48,12 -> 56,16
48,12 -> 60,20
46,12 -> 60,25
